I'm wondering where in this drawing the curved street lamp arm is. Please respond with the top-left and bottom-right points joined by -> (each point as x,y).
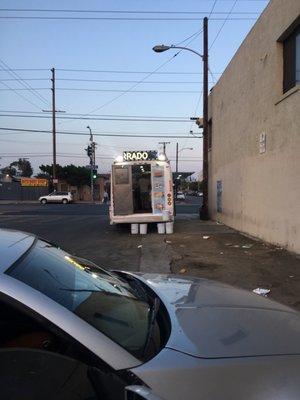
169,45 -> 203,59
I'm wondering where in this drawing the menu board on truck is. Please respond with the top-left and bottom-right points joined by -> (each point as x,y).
152,165 -> 165,214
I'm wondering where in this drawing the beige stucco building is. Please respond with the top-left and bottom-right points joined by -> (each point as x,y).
208,0 -> 300,253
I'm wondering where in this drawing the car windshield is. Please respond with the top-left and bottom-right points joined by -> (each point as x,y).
6,240 -> 152,360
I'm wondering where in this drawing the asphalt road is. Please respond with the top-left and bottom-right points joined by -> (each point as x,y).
0,196 -> 201,270
0,196 -> 202,216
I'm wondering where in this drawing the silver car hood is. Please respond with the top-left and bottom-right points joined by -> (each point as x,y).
126,272 -> 300,358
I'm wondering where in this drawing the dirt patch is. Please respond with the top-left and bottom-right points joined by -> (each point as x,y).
169,226 -> 300,311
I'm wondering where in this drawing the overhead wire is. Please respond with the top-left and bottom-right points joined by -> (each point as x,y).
57,53 -> 185,126
0,78 -> 213,84
0,87 -> 207,93
0,114 -> 191,122
0,8 -> 263,14
0,81 -> 42,110
0,68 -> 221,75
209,0 -> 239,50
0,59 -> 50,106
0,16 -> 257,21
0,110 -> 191,119
0,127 -> 201,138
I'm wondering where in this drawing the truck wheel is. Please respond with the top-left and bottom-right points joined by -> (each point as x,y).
40,199 -> 47,205
62,198 -> 68,204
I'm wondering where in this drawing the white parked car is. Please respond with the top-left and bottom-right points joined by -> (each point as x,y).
176,191 -> 186,200
39,191 -> 73,204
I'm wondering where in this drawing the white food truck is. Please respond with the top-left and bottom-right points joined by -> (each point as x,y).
110,150 -> 174,232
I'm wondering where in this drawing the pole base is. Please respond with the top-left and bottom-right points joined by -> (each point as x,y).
199,206 -> 209,220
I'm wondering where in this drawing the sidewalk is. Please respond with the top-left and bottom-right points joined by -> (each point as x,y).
167,217 -> 300,310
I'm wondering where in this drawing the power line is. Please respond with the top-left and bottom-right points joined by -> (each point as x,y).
0,16 -> 257,21
0,110 -> 190,119
209,0 -> 239,50
0,87 -> 208,93
0,114 -> 191,122
0,59 -> 50,106
59,53 -> 184,126
0,77 -> 214,84
0,68 -> 220,75
0,9 -> 262,14
0,153 -> 202,163
0,127 -> 201,138
175,29 -> 203,46
0,81 -> 42,110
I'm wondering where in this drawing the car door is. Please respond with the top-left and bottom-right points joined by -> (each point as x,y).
0,285 -> 141,400
47,191 -> 58,203
0,348 -> 98,400
0,274 -> 140,371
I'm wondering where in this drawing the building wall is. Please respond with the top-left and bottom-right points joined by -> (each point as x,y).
209,0 -> 300,253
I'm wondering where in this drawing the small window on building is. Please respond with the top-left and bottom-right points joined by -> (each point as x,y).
280,21 -> 300,93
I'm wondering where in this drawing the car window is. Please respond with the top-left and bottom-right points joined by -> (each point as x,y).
7,240 -> 151,360
0,349 -> 98,400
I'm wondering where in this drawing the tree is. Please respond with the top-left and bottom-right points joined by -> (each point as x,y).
37,164 -> 65,179
63,164 -> 90,187
10,158 -> 33,177
1,165 -> 16,177
37,164 -> 90,187
1,158 -> 33,177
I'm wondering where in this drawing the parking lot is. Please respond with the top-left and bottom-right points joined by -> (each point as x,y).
1,199 -> 299,310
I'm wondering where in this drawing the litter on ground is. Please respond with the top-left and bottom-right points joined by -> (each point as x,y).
179,268 -> 187,274
137,245 -> 142,249
252,288 -> 270,297
202,236 -> 210,240
242,244 -> 253,249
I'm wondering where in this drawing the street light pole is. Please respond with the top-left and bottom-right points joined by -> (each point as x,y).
153,17 -> 210,220
201,17 -> 209,220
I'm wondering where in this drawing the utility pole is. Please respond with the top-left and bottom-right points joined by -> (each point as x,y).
42,68 -> 65,191
159,141 -> 170,155
51,67 -> 56,189
200,16 -> 209,220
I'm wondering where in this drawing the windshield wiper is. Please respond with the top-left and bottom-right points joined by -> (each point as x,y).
119,274 -> 150,302
142,297 -> 161,358
59,288 -> 105,292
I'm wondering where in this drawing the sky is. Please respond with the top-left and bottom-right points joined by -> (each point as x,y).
0,0 -> 269,176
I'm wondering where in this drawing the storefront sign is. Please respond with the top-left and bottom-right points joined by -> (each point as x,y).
21,178 -> 48,187
123,150 -> 157,161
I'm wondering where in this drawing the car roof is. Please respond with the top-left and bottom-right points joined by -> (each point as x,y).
0,228 -> 36,273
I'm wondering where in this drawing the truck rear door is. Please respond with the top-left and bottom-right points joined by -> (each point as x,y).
112,165 -> 133,215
